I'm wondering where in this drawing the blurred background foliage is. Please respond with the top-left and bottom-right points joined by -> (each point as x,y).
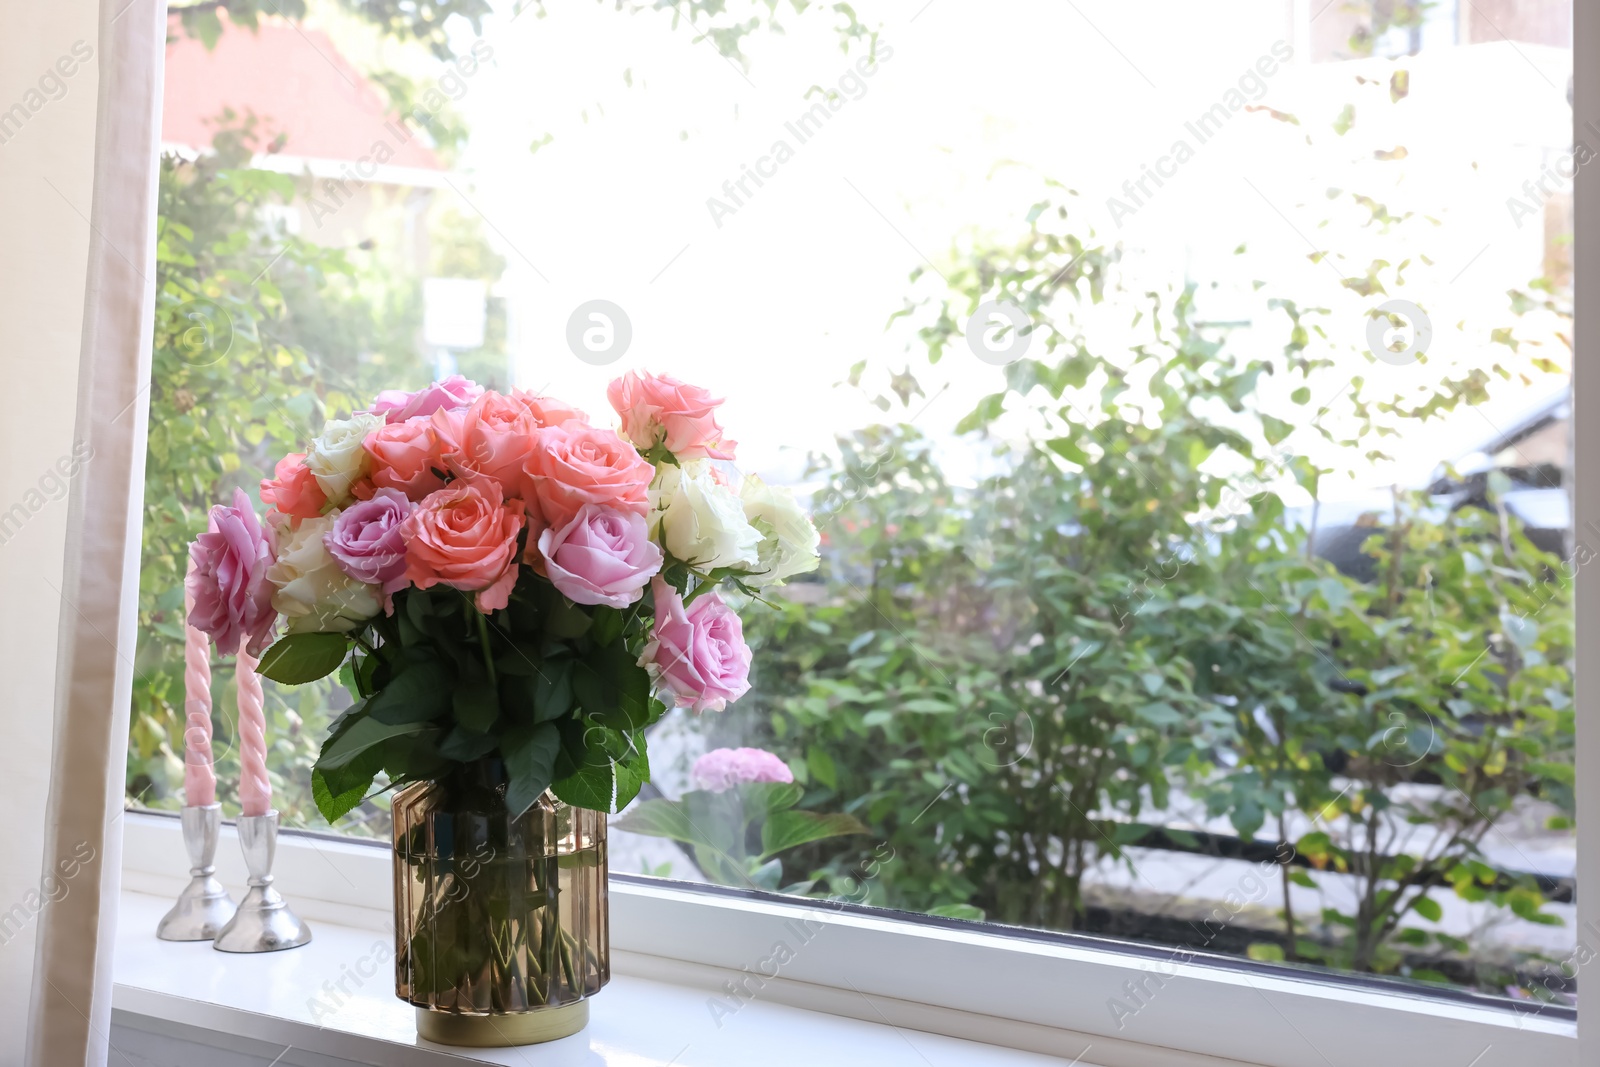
137,0 -> 1577,997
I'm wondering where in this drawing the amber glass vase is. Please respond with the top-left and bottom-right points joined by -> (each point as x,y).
392,760 -> 609,1046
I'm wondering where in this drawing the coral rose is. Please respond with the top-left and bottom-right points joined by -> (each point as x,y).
441,391 -> 536,499
364,416 -> 449,501
523,425 -> 654,532
607,370 -> 736,461
638,578 -> 751,713
260,453 -> 326,525
187,487 -> 278,656
401,482 -> 526,613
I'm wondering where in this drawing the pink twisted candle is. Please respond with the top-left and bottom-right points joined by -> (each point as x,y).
235,641 -> 272,817
182,582 -> 217,807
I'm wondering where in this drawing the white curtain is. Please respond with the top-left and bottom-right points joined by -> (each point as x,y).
0,0 -> 166,1063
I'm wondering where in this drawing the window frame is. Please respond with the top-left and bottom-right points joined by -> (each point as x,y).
118,6 -> 1599,1065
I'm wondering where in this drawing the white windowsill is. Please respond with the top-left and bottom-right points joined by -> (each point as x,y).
116,812 -> 1577,1067
111,889 -> 1078,1067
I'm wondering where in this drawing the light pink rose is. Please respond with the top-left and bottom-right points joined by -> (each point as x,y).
690,747 -> 794,793
401,482 -> 526,613
187,487 -> 279,656
523,425 -> 654,532
324,488 -> 413,605
638,578 -> 751,713
606,370 -> 737,461
366,375 -> 483,424
539,504 -> 663,609
510,389 -> 589,430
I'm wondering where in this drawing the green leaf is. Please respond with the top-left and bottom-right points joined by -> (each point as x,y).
1261,415 -> 1293,446
438,724 -> 499,762
612,797 -> 701,845
760,810 -> 870,859
1412,895 -> 1443,923
257,632 -> 349,685
367,660 -> 454,725
590,605 -> 624,647
807,745 -> 838,790
453,679 -> 500,733
1045,436 -> 1090,466
545,597 -> 593,639
738,780 -> 804,818
925,903 -> 985,921
502,722 -> 562,817
552,741 -> 650,813
532,658 -> 575,722
311,765 -> 370,824
318,715 -> 427,771
573,642 -> 651,729
1135,702 -> 1184,727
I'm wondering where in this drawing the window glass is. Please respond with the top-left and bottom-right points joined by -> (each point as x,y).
137,0 -> 1577,1004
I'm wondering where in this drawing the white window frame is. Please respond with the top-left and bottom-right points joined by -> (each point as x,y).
115,9 -> 1600,1067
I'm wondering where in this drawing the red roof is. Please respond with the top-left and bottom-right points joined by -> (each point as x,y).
162,15 -> 442,171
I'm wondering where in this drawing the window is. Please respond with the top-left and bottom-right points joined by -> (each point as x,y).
136,0 -> 1579,1019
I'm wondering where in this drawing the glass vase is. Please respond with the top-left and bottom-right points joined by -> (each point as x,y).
392,761 -> 609,1046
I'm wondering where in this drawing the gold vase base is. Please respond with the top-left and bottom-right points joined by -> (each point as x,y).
415,1000 -> 589,1047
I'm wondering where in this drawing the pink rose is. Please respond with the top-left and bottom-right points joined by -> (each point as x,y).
607,370 -> 736,461
260,453 -> 326,525
364,416 -> 449,502
510,389 -> 589,429
523,425 -> 654,532
401,482 -> 526,613
366,374 -> 483,424
324,488 -> 414,602
187,487 -> 279,656
442,391 -> 536,499
639,578 -> 751,713
539,504 -> 663,609
690,747 -> 794,793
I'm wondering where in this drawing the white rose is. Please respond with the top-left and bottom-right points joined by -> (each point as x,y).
652,461 -> 762,571
267,514 -> 381,634
306,412 -> 383,505
740,474 -> 820,586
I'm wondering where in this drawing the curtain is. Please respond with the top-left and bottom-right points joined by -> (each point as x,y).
14,0 -> 167,1063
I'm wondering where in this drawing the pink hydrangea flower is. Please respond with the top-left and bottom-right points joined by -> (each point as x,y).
690,747 -> 794,793
638,578 -> 752,713
187,487 -> 278,656
366,375 -> 483,424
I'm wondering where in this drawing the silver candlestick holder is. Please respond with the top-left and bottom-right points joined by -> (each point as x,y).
213,811 -> 312,953
157,804 -> 237,941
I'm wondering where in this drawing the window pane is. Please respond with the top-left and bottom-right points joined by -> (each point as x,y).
137,0 -> 1577,1005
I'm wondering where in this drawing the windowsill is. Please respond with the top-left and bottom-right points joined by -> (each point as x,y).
115,812 -> 1577,1067
111,889 -> 1077,1067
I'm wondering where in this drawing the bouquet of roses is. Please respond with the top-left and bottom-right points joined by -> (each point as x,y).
185,371 -> 820,822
